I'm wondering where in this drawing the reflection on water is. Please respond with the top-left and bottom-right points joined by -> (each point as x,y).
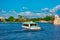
0,22 -> 60,40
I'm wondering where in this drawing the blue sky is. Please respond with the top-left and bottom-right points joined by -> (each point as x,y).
0,0 -> 60,18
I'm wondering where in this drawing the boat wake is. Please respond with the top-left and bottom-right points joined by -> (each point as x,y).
0,29 -> 40,34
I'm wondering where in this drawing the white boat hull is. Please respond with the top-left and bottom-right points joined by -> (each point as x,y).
22,26 -> 41,30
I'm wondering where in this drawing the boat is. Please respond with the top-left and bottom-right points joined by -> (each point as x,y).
22,22 -> 41,30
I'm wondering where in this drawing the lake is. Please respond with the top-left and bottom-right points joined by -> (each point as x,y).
0,22 -> 60,40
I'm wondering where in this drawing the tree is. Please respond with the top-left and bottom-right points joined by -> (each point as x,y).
8,16 -> 15,22
44,16 -> 54,21
18,15 -> 29,22
18,15 -> 24,22
30,18 -> 40,22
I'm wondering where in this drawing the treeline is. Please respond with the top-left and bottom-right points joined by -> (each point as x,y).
30,16 -> 55,22
5,15 -> 29,22
0,15 -> 55,22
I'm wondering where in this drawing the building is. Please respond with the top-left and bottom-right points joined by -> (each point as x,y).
54,15 -> 60,25
0,17 -> 5,22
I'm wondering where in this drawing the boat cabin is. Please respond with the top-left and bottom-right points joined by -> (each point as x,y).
22,22 -> 40,30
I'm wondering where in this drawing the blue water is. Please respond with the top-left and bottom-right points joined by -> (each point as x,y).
0,22 -> 60,40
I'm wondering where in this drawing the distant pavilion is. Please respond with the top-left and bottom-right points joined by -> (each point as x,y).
0,17 -> 5,22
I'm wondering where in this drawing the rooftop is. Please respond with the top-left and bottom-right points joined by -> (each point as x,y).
0,17 -> 5,19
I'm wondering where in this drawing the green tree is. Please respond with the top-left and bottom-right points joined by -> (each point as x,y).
18,15 -> 29,22
18,15 -> 24,22
8,16 -> 15,22
30,18 -> 40,22
44,16 -> 54,21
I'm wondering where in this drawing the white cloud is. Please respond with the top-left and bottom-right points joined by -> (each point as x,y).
19,11 -> 33,16
9,10 -> 17,14
1,10 -> 6,13
18,11 -> 50,18
22,6 -> 28,9
50,9 -> 55,13
52,5 -> 60,12
2,5 -> 60,18
56,5 -> 60,9
25,11 -> 31,15
42,8 -> 49,11
36,13 -> 41,16
41,8 -> 50,14
2,10 -> 18,18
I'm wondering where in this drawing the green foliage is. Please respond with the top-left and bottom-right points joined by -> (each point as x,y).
18,15 -> 23,19
3,15 -> 55,22
44,16 -> 54,21
30,18 -> 40,22
18,15 -> 29,22
8,16 -> 15,22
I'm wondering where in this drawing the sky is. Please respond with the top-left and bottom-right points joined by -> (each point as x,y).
0,0 -> 60,18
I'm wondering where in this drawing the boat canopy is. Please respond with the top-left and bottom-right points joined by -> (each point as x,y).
23,22 -> 37,24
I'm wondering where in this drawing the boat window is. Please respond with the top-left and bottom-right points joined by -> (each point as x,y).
30,24 -> 37,26
23,24 -> 29,26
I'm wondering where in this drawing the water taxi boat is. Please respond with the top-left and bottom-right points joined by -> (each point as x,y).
22,22 -> 41,30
